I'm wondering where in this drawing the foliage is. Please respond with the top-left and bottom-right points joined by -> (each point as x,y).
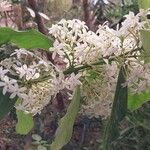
128,101 -> 150,130
138,0 -> 150,9
140,29 -> 150,63
0,89 -> 17,120
128,90 -> 150,111
32,134 -> 48,150
93,0 -> 139,25
122,0 -> 139,16
0,1 -> 150,149
0,28 -> 53,50
16,110 -> 34,135
103,66 -> 128,150
50,86 -> 81,150
0,27 -> 53,124
11,0 -> 22,4
112,101 -> 150,150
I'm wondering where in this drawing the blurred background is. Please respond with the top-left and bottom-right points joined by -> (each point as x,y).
0,0 -> 139,32
2,1 -> 149,150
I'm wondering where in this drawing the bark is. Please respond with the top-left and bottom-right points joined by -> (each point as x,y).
28,0 -> 48,35
13,4 -> 24,30
28,0 -> 64,110
56,92 -> 65,111
83,0 -> 90,27
82,0 -> 94,30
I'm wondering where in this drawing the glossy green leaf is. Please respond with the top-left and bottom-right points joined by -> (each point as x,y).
0,28 -> 53,50
38,145 -> 47,150
103,66 -> 128,150
138,0 -> 150,9
128,90 -> 150,111
128,101 -> 150,130
16,110 -> 34,135
140,29 -> 150,63
0,89 -> 17,120
50,86 -> 81,150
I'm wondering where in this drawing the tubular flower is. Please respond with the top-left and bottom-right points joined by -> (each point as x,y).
0,48 -> 59,115
0,10 -> 150,118
49,19 -> 103,68
80,63 -> 118,118
16,78 -> 56,115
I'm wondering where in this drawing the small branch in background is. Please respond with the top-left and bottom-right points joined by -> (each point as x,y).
82,0 -> 95,31
83,0 -> 90,28
80,123 -> 86,146
27,0 -> 48,35
3,11 -> 8,27
13,3 -> 24,30
121,0 -> 125,16
28,0 -> 64,111
56,92 -> 65,111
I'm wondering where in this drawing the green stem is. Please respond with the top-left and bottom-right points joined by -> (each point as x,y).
22,48 -> 142,85
63,58 -> 106,75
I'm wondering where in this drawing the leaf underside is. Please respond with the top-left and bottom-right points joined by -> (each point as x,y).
50,86 -> 81,150
0,27 -> 53,50
103,66 -> 128,150
0,89 -> 17,120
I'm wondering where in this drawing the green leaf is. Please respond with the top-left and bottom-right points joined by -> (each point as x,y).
0,89 -> 17,120
38,145 -> 47,150
0,28 -> 53,50
16,110 -> 34,135
32,134 -> 42,141
128,101 -> 150,130
103,66 -> 128,150
50,86 -> 81,150
140,29 -> 150,63
128,90 -> 150,111
87,70 -> 99,79
138,0 -> 150,9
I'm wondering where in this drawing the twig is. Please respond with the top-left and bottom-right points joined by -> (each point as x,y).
56,92 -> 65,111
28,0 -> 48,35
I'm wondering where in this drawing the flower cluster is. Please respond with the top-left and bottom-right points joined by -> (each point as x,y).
49,10 -> 147,68
49,19 -> 102,67
48,9 -> 150,118
0,10 -> 150,118
16,78 -> 56,115
0,48 -> 81,115
80,63 -> 118,118
95,11 -> 148,57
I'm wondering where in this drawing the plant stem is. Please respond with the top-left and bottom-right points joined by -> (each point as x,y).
28,0 -> 48,35
25,48 -> 142,85
64,58 -> 106,75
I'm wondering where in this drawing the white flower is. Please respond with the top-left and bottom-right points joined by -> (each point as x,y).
49,24 -> 62,38
0,66 -> 8,79
15,90 -> 37,113
49,40 -> 65,59
15,64 -> 29,78
52,72 -> 66,92
11,48 -> 34,58
9,85 -> 27,99
126,64 -> 145,85
74,42 -> 90,64
15,64 -> 40,81
38,59 -> 50,71
65,73 -> 82,90
67,19 -> 88,32
0,76 -> 17,95
0,1 -> 12,12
